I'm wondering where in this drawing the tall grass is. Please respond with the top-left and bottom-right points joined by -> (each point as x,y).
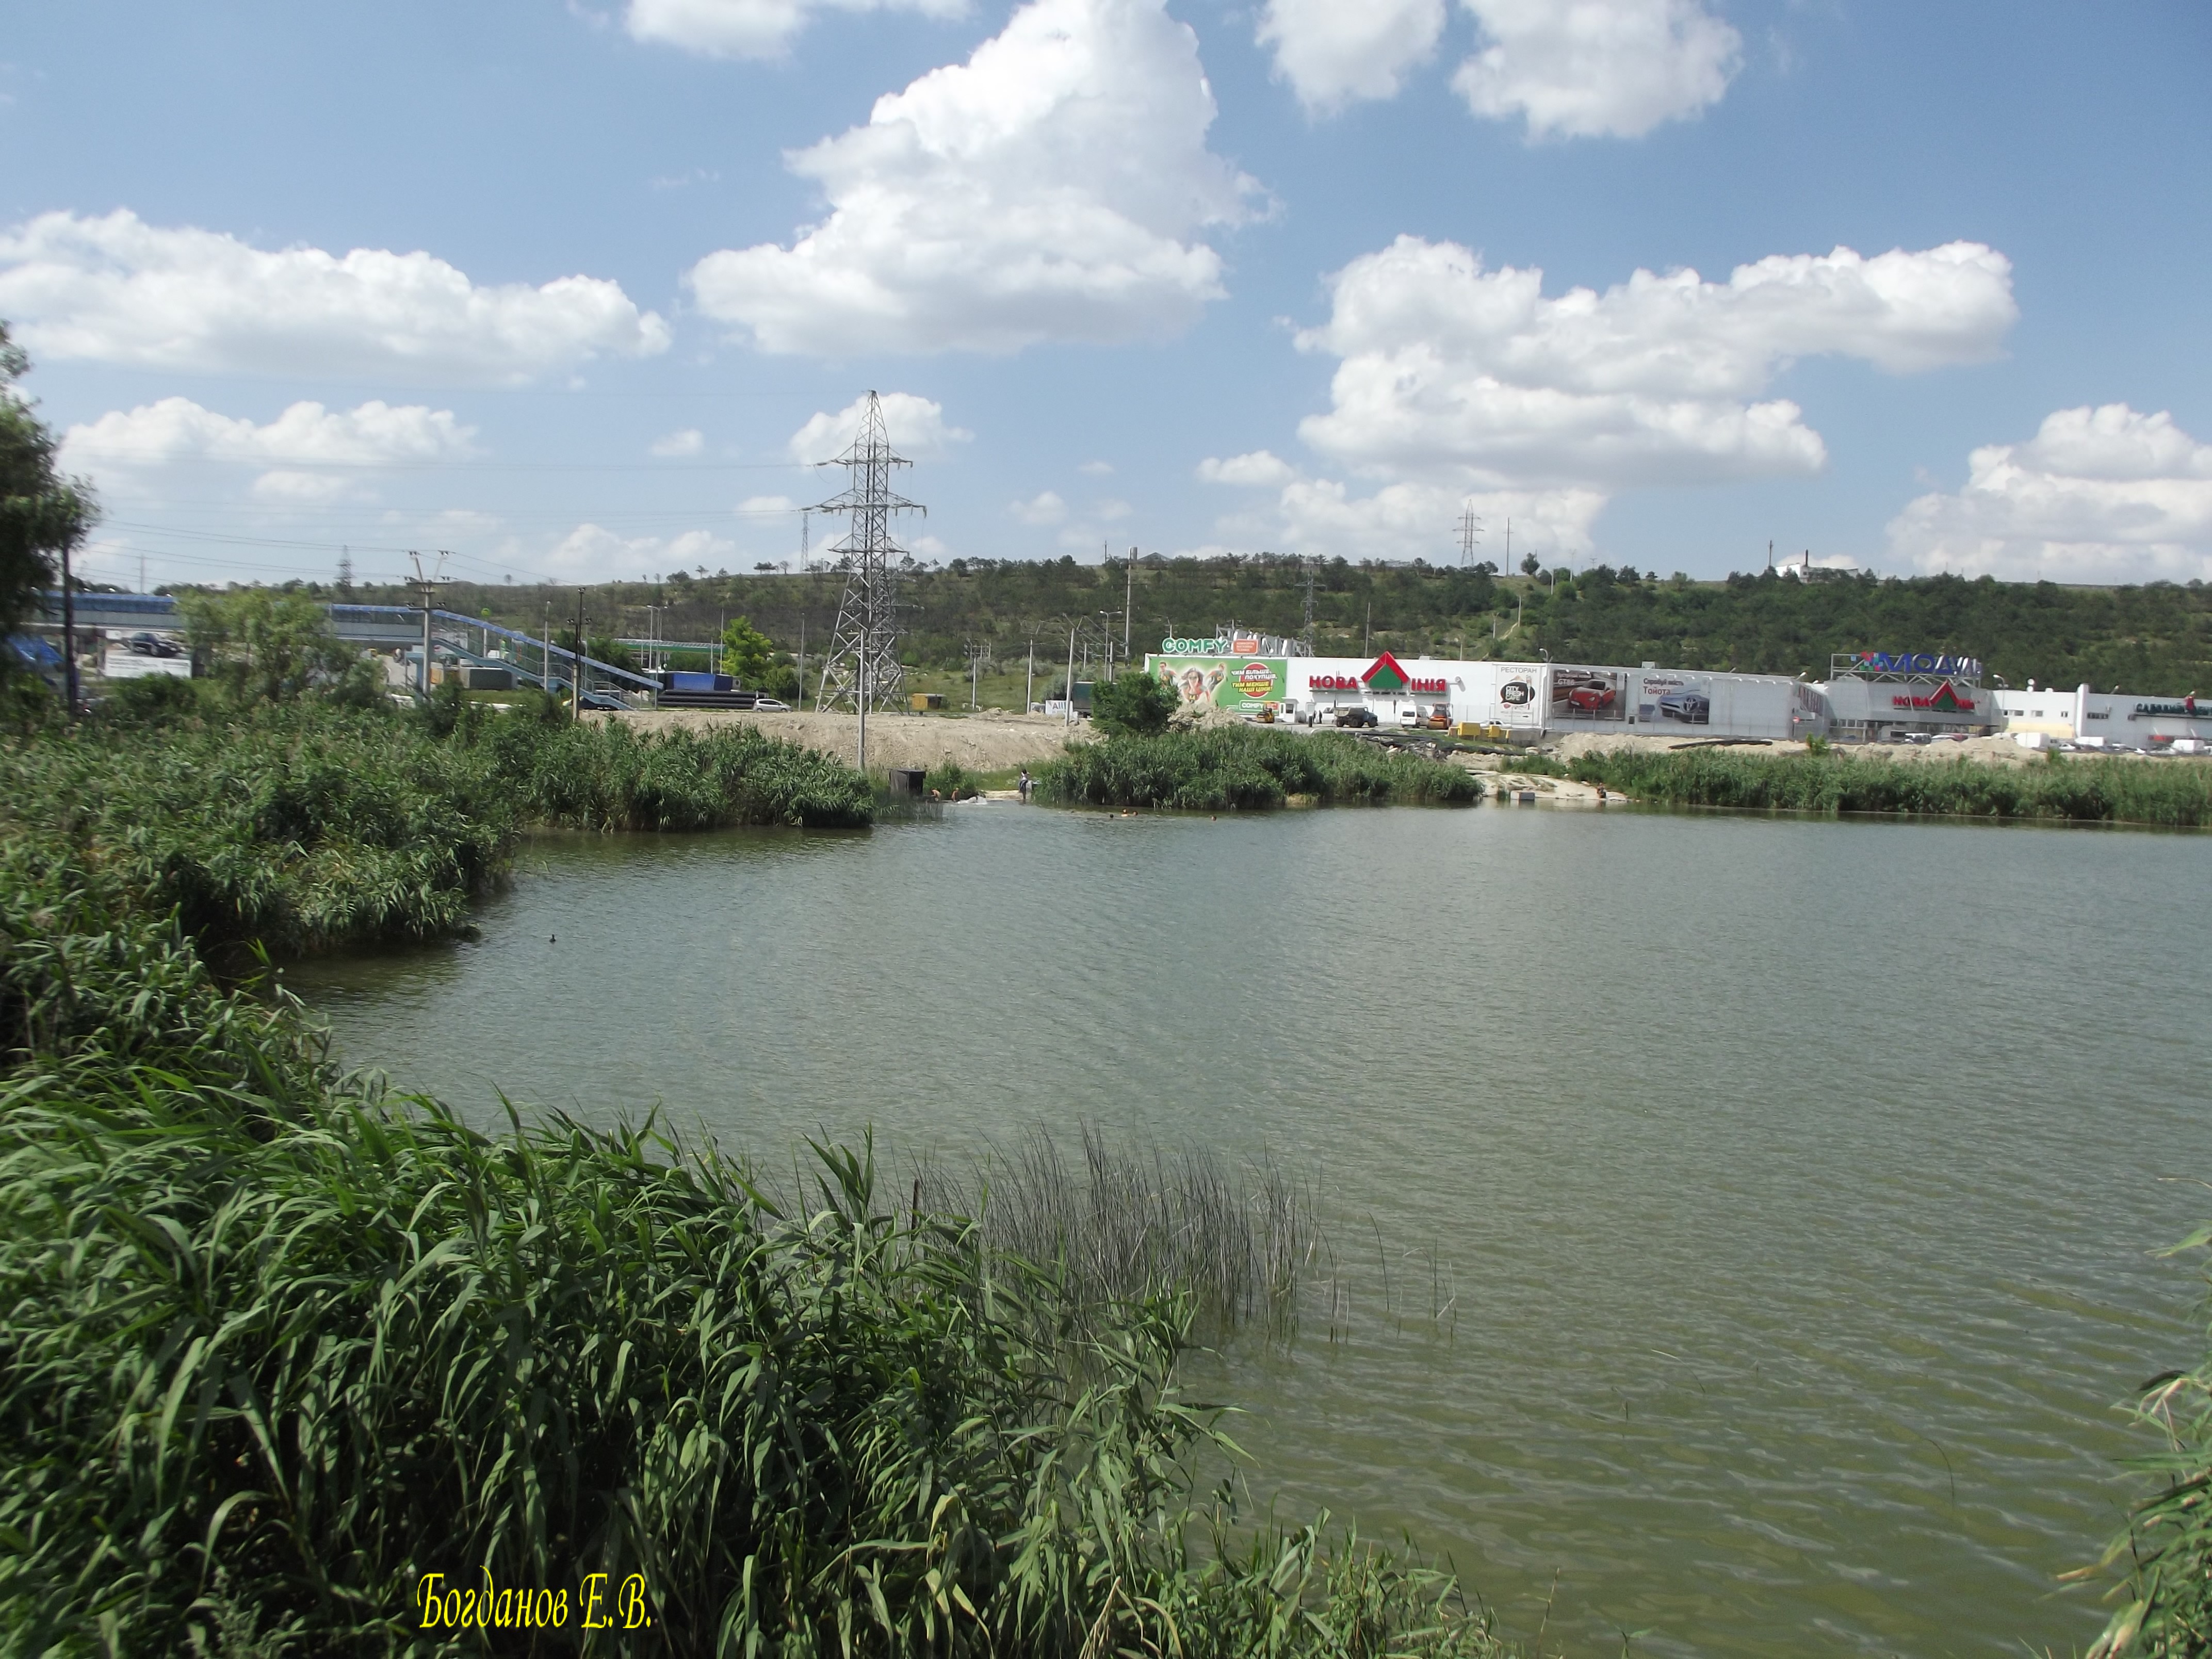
1037,727 -> 1482,811
2082,1217 -> 2212,1656
1567,747 -> 2212,828
0,852 -> 1508,1657
0,697 -> 872,954
911,1124 -> 1321,1341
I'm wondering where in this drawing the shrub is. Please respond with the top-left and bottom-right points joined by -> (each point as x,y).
1036,726 -> 1482,811
1566,748 -> 2212,828
1089,672 -> 1180,737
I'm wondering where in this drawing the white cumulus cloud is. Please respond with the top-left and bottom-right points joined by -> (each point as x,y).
684,0 -> 1262,355
1008,491 -> 1068,525
625,0 -> 966,60
1454,0 -> 1739,139
62,398 -> 475,506
788,392 -> 973,462
1256,0 -> 1737,135
1197,449 -> 1297,487
1257,0 -> 1444,112
651,427 -> 707,456
548,523 -> 740,580
1295,236 -> 2015,491
0,209 -> 670,383
1889,404 -> 2212,583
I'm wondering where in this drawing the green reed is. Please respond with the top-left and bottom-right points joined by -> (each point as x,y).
1035,728 -> 1482,811
1567,748 -> 2212,828
0,698 -> 872,955
0,848 -> 1508,1657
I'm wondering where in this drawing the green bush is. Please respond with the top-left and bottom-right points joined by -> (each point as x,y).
1089,672 -> 1180,737
1566,748 -> 2212,828
0,864 -> 1508,1659
1037,726 -> 1482,811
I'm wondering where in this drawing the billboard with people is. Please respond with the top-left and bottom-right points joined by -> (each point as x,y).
1150,656 -> 1287,714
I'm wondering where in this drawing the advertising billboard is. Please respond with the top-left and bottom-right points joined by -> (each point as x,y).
1497,673 -> 1540,724
1638,673 -> 1712,726
1151,656 -> 1288,713
1550,667 -> 1628,722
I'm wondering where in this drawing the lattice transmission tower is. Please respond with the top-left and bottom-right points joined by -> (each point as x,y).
811,393 -> 924,741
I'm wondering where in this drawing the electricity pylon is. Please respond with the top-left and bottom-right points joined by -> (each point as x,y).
810,393 -> 924,768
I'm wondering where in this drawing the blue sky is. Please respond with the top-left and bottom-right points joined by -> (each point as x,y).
4,0 -> 2207,593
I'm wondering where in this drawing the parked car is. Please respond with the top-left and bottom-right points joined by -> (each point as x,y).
1655,690 -> 1710,724
125,631 -> 182,658
1332,706 -> 1378,728
754,698 -> 791,711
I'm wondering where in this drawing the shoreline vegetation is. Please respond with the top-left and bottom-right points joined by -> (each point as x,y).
1036,727 -> 1483,811
0,835 -> 1507,1655
1,682 -> 873,954
1565,746 -> 2212,829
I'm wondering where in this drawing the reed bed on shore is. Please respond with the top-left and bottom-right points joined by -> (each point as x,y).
0,695 -> 871,954
1036,727 -> 1482,811
1566,747 -> 2212,828
0,850 -> 1508,1657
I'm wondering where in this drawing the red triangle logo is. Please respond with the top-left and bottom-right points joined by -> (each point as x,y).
1361,651 -> 1410,692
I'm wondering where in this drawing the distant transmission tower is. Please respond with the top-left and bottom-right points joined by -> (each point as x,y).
337,545 -> 354,593
811,392 -> 924,769
1456,506 -> 1484,566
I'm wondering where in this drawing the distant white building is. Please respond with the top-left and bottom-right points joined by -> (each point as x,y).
1991,685 -> 2210,749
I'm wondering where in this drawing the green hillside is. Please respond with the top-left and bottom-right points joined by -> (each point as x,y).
297,556 -> 2212,695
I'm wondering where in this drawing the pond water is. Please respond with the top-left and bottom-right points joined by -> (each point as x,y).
284,803 -> 2212,1657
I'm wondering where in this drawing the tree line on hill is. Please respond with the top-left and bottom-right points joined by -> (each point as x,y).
298,554 -> 2212,697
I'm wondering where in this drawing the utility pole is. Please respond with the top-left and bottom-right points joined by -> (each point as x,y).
573,586 -> 587,723
1363,601 -> 1371,658
1064,623 -> 1077,728
1025,629 -> 1035,714
408,550 -> 450,698
60,532 -> 78,719
543,599 -> 553,695
795,610 -> 806,710
1302,559 -> 1317,656
1124,545 -> 1134,661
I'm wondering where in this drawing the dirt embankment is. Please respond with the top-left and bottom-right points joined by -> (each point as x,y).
600,708 -> 1092,772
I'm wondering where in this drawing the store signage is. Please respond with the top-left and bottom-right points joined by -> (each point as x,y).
1309,673 -> 1360,690
1853,650 -> 1984,678
1362,651 -> 1410,693
1160,637 -> 1230,656
1230,637 -> 1261,656
1232,661 -> 1277,698
1889,681 -> 1977,713
2133,698 -> 2202,718
1500,679 -> 1534,706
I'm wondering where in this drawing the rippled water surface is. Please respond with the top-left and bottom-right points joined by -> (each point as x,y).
286,804 -> 2212,1657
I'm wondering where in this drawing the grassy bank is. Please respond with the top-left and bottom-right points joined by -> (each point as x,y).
0,847 -> 1505,1657
1566,747 -> 2212,828
1037,726 -> 1482,811
0,691 -> 871,954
